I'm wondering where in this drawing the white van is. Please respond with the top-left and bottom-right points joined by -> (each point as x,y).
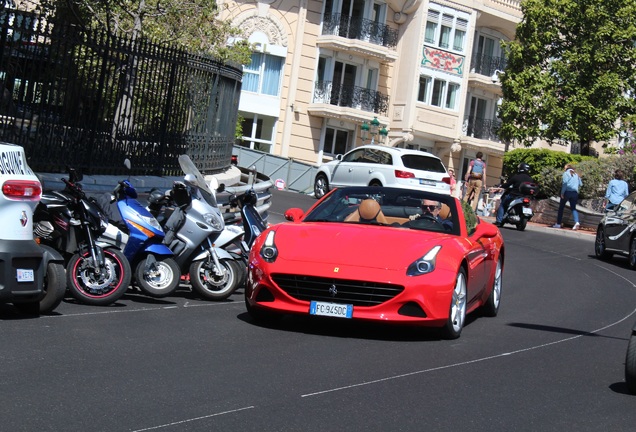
0,142 -> 63,314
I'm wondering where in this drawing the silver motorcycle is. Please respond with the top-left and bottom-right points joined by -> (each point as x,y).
147,155 -> 241,300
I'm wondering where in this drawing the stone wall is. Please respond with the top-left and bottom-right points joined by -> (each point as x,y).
531,197 -> 603,230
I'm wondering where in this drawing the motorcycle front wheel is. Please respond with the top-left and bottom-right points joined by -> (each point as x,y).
135,257 -> 180,298
67,247 -> 131,306
189,258 -> 241,301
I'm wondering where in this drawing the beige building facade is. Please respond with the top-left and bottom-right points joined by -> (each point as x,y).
219,0 -> 524,187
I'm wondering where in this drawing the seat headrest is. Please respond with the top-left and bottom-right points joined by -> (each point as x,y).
358,199 -> 381,221
439,203 -> 451,219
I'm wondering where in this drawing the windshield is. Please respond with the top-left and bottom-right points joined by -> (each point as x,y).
303,187 -> 460,235
178,154 -> 218,207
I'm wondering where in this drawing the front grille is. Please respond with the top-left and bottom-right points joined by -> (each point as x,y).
272,274 -> 404,307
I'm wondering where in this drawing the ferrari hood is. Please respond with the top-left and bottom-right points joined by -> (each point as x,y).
273,223 -> 452,270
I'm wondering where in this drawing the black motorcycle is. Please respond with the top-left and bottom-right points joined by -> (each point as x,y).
33,168 -> 132,306
497,182 -> 539,231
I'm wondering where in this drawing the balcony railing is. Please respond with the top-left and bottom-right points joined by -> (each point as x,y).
312,81 -> 389,116
463,116 -> 502,141
470,54 -> 507,77
313,81 -> 389,115
322,13 -> 399,49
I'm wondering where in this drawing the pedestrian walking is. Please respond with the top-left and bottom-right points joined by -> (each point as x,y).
552,164 -> 582,230
463,152 -> 487,211
604,169 -> 629,211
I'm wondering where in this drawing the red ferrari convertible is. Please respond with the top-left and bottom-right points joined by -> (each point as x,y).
245,186 -> 504,339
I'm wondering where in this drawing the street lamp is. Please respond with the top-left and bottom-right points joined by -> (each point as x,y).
361,116 -> 382,144
360,120 -> 370,143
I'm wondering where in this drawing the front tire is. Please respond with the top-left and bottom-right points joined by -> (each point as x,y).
594,226 -> 613,260
625,331 -> 636,394
190,258 -> 241,300
67,247 -> 131,306
135,257 -> 180,298
245,296 -> 282,324
482,256 -> 502,317
314,174 -> 329,199
441,268 -> 467,339
39,261 -> 67,314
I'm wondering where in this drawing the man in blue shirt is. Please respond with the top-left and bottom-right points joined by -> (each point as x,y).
552,164 -> 582,230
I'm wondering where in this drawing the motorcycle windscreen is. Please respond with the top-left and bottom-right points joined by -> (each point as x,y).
178,155 -> 218,208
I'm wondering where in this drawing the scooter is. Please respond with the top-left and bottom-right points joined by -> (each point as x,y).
214,167 -> 269,286
33,167 -> 132,306
497,181 -> 539,231
98,166 -> 180,298
147,154 -> 242,301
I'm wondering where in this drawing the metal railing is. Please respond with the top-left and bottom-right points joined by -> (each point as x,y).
312,81 -> 389,116
322,13 -> 399,49
470,54 -> 507,77
463,116 -> 502,141
233,145 -> 317,195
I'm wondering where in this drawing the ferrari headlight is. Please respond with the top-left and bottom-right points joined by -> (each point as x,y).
203,212 -> 224,231
407,245 -> 441,276
260,230 -> 278,263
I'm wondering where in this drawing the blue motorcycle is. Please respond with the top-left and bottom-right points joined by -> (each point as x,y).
100,178 -> 181,298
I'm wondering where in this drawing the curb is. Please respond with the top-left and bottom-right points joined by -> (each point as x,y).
481,216 -> 595,242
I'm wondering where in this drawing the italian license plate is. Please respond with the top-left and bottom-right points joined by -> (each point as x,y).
309,301 -> 353,319
522,207 -> 533,215
17,269 -> 34,282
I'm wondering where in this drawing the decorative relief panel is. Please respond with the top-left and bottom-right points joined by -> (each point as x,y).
422,48 -> 464,76
235,15 -> 288,47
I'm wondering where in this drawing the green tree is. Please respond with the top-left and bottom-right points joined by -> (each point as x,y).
38,0 -> 252,64
498,0 -> 636,156
37,0 -> 251,139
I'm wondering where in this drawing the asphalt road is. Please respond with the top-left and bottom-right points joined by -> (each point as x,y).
1,189 -> 635,431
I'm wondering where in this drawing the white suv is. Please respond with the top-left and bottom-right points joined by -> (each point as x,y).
314,144 -> 451,198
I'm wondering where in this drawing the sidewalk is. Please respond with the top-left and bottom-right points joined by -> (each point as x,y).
481,216 -> 596,242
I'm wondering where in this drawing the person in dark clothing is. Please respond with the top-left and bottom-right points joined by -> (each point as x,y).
494,163 -> 534,226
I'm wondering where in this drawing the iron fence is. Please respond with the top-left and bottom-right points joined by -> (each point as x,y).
0,7 -> 242,176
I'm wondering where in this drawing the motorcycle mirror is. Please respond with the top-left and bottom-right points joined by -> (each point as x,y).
209,176 -> 219,191
248,165 -> 257,187
124,159 -> 131,170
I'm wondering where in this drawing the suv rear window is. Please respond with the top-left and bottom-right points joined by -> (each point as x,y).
401,155 -> 446,173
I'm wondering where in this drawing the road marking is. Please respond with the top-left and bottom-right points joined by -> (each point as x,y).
302,261 -> 636,398
130,406 -> 255,431
40,301 -> 243,318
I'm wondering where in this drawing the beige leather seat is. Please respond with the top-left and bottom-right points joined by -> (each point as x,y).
345,199 -> 389,224
439,203 -> 451,220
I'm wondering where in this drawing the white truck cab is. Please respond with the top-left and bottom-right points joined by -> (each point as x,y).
0,142 -> 46,313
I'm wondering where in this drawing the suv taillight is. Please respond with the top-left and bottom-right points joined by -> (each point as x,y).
395,170 -> 415,179
2,180 -> 42,200
442,176 -> 451,184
